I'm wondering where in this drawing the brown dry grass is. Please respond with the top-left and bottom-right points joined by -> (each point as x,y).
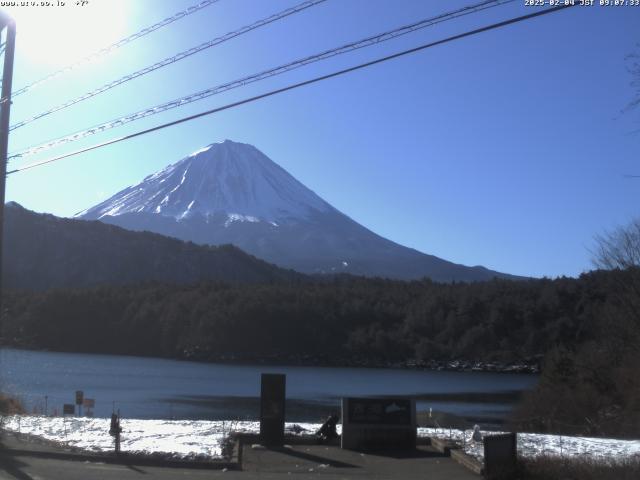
0,394 -> 25,415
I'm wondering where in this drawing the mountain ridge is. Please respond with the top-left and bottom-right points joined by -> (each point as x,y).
77,140 -> 522,282
3,201 -> 304,291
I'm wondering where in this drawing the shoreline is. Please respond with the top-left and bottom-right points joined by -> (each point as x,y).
0,343 -> 540,374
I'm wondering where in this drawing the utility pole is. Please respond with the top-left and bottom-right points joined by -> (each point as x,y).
0,11 -> 16,331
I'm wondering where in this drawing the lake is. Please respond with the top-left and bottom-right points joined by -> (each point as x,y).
0,348 -> 537,426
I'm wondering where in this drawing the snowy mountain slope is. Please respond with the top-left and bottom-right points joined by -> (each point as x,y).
77,140 -> 518,282
78,140 -> 331,224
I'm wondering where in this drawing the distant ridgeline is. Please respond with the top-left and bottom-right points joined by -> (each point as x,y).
1,202 -> 304,290
1,202 -> 513,291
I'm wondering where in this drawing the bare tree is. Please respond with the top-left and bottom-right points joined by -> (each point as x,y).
592,218 -> 640,363
592,218 -> 640,270
626,46 -> 640,113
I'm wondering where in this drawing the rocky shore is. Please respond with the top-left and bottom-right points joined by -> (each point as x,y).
180,349 -> 540,374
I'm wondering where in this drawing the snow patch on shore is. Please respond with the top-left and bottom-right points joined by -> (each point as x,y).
2,416 -> 319,458
420,427 -> 640,462
3,416 -> 639,462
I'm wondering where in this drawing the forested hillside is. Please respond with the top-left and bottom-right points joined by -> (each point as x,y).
0,270 -> 622,364
2,202 -> 303,290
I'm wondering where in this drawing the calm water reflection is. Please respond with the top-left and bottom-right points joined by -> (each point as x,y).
0,348 -> 537,424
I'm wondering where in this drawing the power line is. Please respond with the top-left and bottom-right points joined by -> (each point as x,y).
10,0 -> 222,99
7,3 -> 575,176
9,0 -> 327,131
9,0 -> 514,160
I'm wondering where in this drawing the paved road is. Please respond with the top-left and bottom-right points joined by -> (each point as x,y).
241,443 -> 479,479
0,434 -> 479,479
0,455 -> 223,480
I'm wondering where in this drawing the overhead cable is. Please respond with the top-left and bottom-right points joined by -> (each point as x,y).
9,0 -> 327,131
9,0 -> 514,160
11,0 -> 222,98
7,3 -> 575,175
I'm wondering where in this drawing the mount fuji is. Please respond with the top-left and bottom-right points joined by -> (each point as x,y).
77,140 -> 515,282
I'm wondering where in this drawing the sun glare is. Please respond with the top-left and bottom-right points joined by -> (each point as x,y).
4,0 -> 129,67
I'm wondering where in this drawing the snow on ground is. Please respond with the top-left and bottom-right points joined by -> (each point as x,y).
3,416 -> 640,463
4,416 -> 232,458
419,427 -> 640,463
2,416 -> 319,458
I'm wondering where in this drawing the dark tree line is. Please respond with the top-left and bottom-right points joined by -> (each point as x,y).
0,270 -> 622,365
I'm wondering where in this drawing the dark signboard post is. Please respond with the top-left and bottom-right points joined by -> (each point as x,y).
484,433 -> 517,480
110,413 -> 123,454
83,398 -> 95,417
342,397 -> 416,451
259,373 -> 286,447
75,390 -> 84,416
62,404 -> 74,436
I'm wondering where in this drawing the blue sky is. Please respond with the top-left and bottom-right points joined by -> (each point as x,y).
3,0 -> 639,278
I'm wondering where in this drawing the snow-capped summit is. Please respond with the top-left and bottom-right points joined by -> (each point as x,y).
77,140 -> 517,282
77,140 -> 330,225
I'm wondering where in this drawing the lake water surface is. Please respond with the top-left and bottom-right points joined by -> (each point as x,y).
0,348 -> 537,425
